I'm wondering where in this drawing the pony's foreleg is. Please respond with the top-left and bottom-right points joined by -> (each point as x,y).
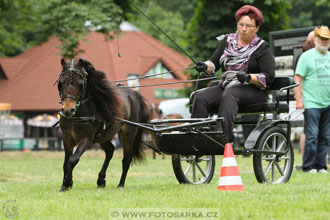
60,149 -> 73,192
60,140 -> 89,192
97,141 -> 115,188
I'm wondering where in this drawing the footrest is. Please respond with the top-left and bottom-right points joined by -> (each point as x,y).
155,131 -> 226,155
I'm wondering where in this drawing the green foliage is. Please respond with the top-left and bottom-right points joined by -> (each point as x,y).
288,0 -> 330,28
183,0 -> 290,96
129,1 -> 186,52
0,0 -> 45,57
152,0 -> 198,27
40,0 -> 123,59
316,0 -> 330,7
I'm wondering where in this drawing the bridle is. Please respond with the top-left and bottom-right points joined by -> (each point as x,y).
58,59 -> 91,117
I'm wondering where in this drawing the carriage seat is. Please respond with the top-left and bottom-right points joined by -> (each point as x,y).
189,77 -> 298,115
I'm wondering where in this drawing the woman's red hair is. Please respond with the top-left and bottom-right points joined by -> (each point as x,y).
235,5 -> 263,27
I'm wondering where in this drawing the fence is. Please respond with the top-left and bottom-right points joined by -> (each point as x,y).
0,137 -> 61,151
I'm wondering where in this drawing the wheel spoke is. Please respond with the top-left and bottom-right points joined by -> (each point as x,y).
196,162 -> 206,177
272,136 -> 277,151
184,162 -> 193,176
276,139 -> 286,152
181,157 -> 194,162
264,159 -> 274,176
272,160 -> 276,182
198,157 -> 210,161
275,162 -> 284,176
262,156 -> 275,161
281,156 -> 290,160
264,141 -> 271,151
192,161 -> 196,182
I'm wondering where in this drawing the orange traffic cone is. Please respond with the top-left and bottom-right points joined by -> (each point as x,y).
217,143 -> 244,191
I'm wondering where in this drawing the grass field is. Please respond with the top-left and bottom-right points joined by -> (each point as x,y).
1,149 -> 330,220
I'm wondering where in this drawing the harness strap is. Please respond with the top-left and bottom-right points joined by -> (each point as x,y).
58,111 -> 102,122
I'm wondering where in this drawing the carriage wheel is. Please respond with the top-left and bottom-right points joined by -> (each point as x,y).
172,155 -> 215,184
253,127 -> 294,184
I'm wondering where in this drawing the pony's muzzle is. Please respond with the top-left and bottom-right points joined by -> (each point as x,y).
61,98 -> 77,116
61,107 -> 75,116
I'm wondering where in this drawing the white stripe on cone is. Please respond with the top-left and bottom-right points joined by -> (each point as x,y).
218,176 -> 243,186
221,157 -> 237,167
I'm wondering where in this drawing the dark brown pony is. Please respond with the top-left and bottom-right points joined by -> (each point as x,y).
57,58 -> 150,191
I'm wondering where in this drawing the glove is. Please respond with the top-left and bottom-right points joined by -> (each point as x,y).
195,62 -> 208,72
237,71 -> 251,82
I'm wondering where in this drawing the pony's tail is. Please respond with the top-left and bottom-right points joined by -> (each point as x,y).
132,92 -> 151,161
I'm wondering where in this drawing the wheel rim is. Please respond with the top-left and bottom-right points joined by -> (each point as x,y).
179,155 -> 213,184
260,132 -> 292,183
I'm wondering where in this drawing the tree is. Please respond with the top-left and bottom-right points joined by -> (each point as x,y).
129,1 -> 186,52
0,0 -> 145,58
316,0 -> 330,7
39,0 -> 124,59
183,0 -> 290,96
153,0 -> 198,27
287,0 -> 330,28
0,0 -> 46,57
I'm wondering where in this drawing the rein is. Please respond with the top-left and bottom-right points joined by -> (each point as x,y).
127,0 -> 212,109
110,66 -> 196,83
120,75 -> 219,89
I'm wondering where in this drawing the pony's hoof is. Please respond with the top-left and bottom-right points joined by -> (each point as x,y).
97,180 -> 106,188
59,186 -> 70,192
117,184 -> 124,188
98,184 -> 106,188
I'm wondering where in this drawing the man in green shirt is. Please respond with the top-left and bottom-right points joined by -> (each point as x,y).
294,26 -> 330,173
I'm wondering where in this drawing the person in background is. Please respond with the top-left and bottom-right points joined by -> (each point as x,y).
294,30 -> 314,170
294,26 -> 330,173
193,5 -> 275,142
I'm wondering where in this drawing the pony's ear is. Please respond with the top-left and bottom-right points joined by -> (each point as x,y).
78,58 -> 95,74
60,58 -> 66,68
78,58 -> 85,68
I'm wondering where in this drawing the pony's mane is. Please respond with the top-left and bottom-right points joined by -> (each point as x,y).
82,62 -> 123,123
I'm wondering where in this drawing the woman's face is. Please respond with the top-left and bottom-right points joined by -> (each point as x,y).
237,15 -> 259,42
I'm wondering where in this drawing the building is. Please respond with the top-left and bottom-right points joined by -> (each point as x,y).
0,22 -> 192,137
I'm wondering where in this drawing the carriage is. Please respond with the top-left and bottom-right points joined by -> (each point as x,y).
117,76 -> 301,185
57,59 -> 301,191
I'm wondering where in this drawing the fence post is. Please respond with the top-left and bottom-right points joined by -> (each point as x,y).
20,139 -> 24,151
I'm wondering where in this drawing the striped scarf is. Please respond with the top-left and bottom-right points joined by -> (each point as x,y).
219,33 -> 264,88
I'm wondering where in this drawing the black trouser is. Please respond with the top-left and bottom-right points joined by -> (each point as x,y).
191,84 -> 267,142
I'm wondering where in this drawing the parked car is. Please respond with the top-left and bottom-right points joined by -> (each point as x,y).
158,98 -> 190,118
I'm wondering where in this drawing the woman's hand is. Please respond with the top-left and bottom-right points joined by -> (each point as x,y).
195,62 -> 208,72
237,71 -> 251,82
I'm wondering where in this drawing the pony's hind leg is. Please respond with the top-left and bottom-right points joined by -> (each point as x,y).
97,141 -> 115,188
118,154 -> 133,188
117,126 -> 144,188
117,128 -> 135,188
